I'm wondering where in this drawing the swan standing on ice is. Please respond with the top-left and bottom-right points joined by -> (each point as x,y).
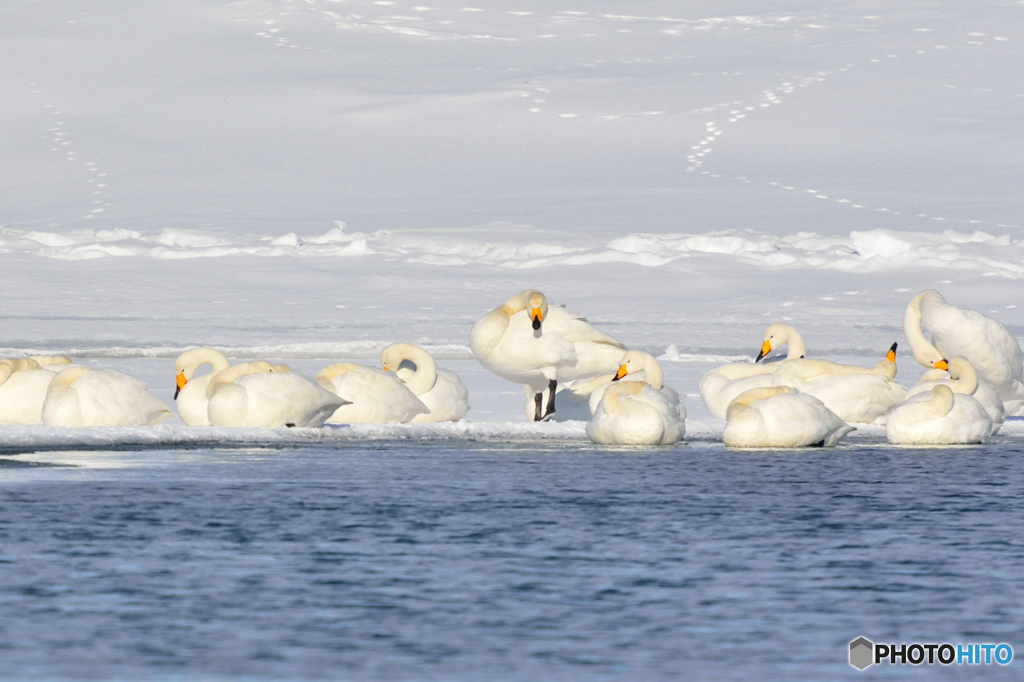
206,361 -> 346,428
42,365 -> 173,427
769,343 -> 907,424
316,362 -> 428,423
904,357 -> 1005,435
470,289 -> 626,421
903,289 -> 1024,416
380,342 -> 469,422
700,323 -> 807,419
0,357 -> 71,424
723,386 -> 854,448
886,383 -> 992,446
587,351 -> 684,446
174,347 -> 231,426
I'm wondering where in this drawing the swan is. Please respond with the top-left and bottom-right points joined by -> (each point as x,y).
587,351 -> 684,445
206,361 -> 346,428
316,362 -> 428,423
723,386 -> 855,448
886,384 -> 992,445
380,342 -> 469,422
31,356 -> 73,372
174,347 -> 232,426
903,357 -> 1005,435
469,290 -> 626,421
42,365 -> 173,427
0,358 -> 54,424
904,289 -> 1024,415
769,344 -> 907,424
700,323 -> 807,419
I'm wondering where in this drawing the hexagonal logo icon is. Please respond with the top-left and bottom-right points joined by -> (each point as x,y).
850,637 -> 874,670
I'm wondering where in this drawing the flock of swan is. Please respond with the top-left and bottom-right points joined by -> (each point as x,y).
1,289 -> 1021,448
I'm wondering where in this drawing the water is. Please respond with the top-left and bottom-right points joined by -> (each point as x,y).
1,440 -> 1022,680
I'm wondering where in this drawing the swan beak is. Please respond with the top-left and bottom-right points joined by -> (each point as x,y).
531,307 -> 543,330
934,358 -> 949,371
886,343 -> 897,363
382,363 -> 390,371
613,364 -> 628,381
174,371 -> 187,400
756,340 -> 771,363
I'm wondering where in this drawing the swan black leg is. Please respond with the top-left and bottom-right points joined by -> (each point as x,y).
543,379 -> 557,419
534,392 -> 544,421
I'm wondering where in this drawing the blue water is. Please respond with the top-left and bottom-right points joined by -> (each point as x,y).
1,440 -> 1022,680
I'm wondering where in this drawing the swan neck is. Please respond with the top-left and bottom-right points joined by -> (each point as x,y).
903,292 -> 942,368
384,344 -> 437,397
784,328 -> 806,359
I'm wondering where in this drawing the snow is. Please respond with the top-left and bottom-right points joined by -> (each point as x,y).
2,0 -> 1023,437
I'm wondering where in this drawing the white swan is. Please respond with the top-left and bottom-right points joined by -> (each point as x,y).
587,351 -> 684,445
206,361 -> 346,428
316,362 -> 428,423
0,358 -> 61,424
380,342 -> 469,422
903,357 -> 1005,435
42,365 -> 173,427
469,290 -> 626,421
886,384 -> 992,445
769,344 -> 907,424
699,323 -> 806,419
174,347 -> 232,426
723,386 -> 855,448
904,289 -> 1024,415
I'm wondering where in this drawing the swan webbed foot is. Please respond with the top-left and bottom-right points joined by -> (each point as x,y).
542,379 -> 557,419
533,392 -> 544,421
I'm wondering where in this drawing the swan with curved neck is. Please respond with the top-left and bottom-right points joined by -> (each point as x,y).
886,381 -> 992,445
904,289 -> 1024,415
42,365 -> 172,427
587,350 -> 685,445
756,324 -> 807,362
381,342 -> 468,422
470,289 -> 625,421
0,358 -> 53,424
174,347 -> 232,426
316,361 -> 429,424
205,361 -> 346,428
723,386 -> 854,448
903,356 -> 1005,434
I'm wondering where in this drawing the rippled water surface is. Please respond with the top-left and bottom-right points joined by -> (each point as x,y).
1,440 -> 1022,680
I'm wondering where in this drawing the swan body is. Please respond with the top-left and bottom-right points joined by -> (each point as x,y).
316,363 -> 428,423
0,358 -> 59,424
41,366 -> 172,427
904,289 -> 1024,415
700,323 -> 806,419
174,347 -> 232,426
470,290 -> 625,420
769,344 -> 906,424
904,357 -> 1005,435
206,362 -> 345,428
723,386 -> 855,448
886,384 -> 992,445
587,351 -> 685,445
381,343 -> 469,422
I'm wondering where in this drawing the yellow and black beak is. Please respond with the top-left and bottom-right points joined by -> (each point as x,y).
174,371 -> 187,400
613,364 -> 628,382
382,363 -> 391,371
886,342 -> 897,363
755,340 -> 772,363
934,358 -> 949,371
531,307 -> 543,331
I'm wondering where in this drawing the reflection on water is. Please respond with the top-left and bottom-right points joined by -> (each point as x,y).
0,440 -> 1022,680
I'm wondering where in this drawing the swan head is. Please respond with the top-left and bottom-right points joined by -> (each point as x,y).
174,347 -> 230,399
757,324 -> 804,362
612,350 -> 664,390
526,291 -> 547,330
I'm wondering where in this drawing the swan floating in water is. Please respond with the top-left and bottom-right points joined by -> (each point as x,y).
470,290 -> 625,421
723,386 -> 855,448
886,376 -> 992,446
0,357 -> 71,424
904,289 -> 1024,416
700,323 -> 806,419
174,347 -> 232,426
586,351 -> 684,445
206,361 -> 346,428
380,342 -> 469,422
42,365 -> 172,427
769,343 -> 907,424
903,356 -> 1005,435
316,362 -> 428,423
